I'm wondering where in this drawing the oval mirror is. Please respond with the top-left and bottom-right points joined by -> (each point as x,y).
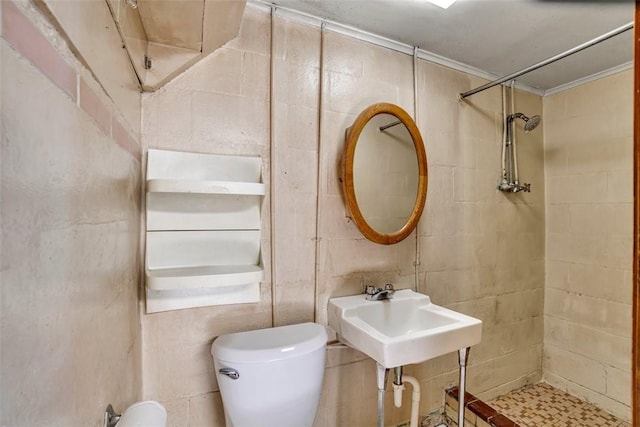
342,102 -> 428,245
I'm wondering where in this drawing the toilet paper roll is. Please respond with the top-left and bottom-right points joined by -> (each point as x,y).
116,401 -> 167,427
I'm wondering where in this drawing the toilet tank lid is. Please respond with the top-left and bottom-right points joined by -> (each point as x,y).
211,322 -> 327,363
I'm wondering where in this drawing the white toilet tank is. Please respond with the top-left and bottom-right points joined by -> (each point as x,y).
211,322 -> 327,427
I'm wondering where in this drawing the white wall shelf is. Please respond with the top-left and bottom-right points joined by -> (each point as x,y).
144,149 -> 265,313
146,265 -> 265,291
147,179 -> 266,195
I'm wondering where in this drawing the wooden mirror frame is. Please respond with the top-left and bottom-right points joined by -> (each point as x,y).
342,102 -> 428,245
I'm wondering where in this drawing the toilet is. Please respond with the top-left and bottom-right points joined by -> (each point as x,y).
211,322 -> 327,427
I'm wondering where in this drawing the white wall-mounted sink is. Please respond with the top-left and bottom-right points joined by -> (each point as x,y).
328,289 -> 482,368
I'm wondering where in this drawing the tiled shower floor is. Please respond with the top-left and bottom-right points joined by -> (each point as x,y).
487,383 -> 630,427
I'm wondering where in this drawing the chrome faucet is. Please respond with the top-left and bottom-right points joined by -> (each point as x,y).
365,284 -> 395,301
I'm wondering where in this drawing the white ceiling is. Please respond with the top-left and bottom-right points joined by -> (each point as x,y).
269,0 -> 635,93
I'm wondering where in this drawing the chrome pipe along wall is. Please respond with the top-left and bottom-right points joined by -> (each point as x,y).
497,82 -> 541,193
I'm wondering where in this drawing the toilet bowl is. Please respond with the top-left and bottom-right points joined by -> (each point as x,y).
211,322 -> 327,427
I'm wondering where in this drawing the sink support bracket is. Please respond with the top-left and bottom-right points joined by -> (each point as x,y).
458,347 -> 470,427
376,363 -> 389,427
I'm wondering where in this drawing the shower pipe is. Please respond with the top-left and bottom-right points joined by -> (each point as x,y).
509,80 -> 520,186
633,4 -> 640,426
459,21 -> 634,99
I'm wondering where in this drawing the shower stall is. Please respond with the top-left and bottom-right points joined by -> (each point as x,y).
457,18 -> 636,426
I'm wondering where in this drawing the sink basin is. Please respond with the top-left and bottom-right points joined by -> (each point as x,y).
328,289 -> 482,368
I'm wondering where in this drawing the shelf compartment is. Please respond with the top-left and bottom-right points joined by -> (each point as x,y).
147,192 -> 262,231
147,149 -> 262,183
146,230 -> 260,269
146,282 -> 261,313
146,265 -> 264,291
147,179 -> 266,195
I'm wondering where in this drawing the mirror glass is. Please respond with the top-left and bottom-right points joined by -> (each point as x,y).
354,113 -> 419,233
343,103 -> 428,245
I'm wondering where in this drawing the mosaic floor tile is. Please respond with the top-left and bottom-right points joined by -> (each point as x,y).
487,383 -> 628,427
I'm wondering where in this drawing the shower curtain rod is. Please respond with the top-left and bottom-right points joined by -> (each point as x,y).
459,21 -> 634,100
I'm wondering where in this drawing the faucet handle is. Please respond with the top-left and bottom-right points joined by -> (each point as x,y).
384,283 -> 394,291
365,285 -> 377,295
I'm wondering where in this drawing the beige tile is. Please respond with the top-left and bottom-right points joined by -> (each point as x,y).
546,232 -> 605,265
566,138 -> 630,174
46,0 -> 142,130
272,16 -> 321,65
2,0 -> 77,100
225,7 -> 270,55
567,263 -> 628,303
2,33 -> 141,426
544,345 -> 606,393
542,143 -> 569,175
606,366 -> 631,407
274,60 -> 321,109
242,51 -> 270,99
189,392 -> 226,427
191,91 -> 269,152
143,342 -> 217,401
277,103 -> 319,151
607,170 -> 633,203
317,362 -> 365,413
569,203 -> 632,236
547,172 -> 609,204
160,398 -> 189,427
569,324 -> 630,371
363,43 -> 412,86
274,147 -> 319,194
144,87 -> 192,139
453,168 -> 478,202
172,46 -> 243,95
272,280 -> 316,326
426,165 -> 455,202
543,72 -> 632,409
322,32 -> 365,77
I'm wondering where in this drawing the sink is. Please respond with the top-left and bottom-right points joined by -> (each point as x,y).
327,289 -> 482,368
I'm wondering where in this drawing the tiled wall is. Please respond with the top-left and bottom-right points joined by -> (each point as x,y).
140,7 -> 545,426
543,71 -> 633,421
414,58 -> 545,411
140,9 -> 274,424
1,1 -> 142,426
37,0 -> 142,135
3,2 -> 632,426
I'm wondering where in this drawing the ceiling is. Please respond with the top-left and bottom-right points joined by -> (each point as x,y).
269,0 -> 635,94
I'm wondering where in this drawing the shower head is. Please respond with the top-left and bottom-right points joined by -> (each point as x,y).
508,113 -> 541,133
523,115 -> 541,132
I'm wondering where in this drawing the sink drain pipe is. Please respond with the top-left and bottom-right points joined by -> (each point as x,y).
392,367 -> 421,427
